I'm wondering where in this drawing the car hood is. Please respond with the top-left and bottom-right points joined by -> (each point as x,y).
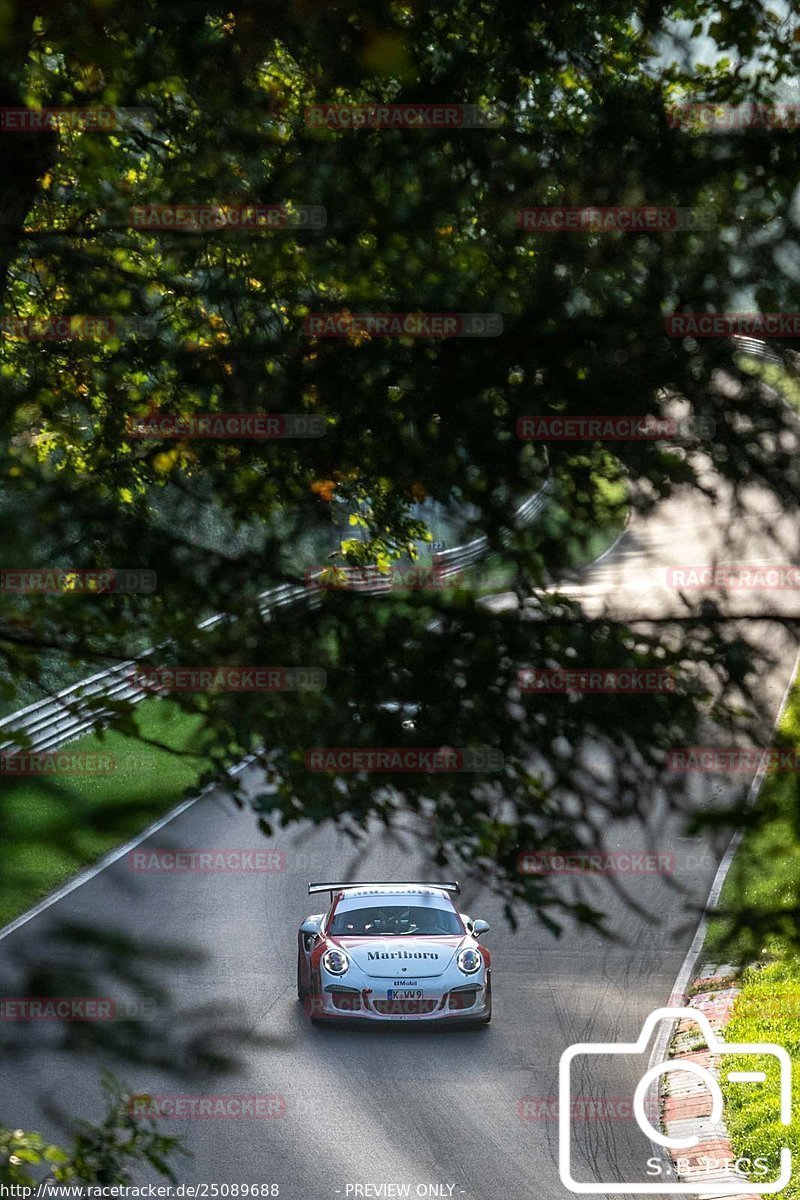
332,935 -> 464,978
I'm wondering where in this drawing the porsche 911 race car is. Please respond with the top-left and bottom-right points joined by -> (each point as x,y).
296,880 -> 491,1025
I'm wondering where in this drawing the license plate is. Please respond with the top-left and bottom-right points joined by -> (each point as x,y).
387,989 -> 423,1000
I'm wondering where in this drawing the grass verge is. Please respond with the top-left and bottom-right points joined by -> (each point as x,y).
719,961 -> 800,1198
539,465 -> 629,573
0,698 -> 220,927
703,674 -> 800,1197
460,468 -> 630,593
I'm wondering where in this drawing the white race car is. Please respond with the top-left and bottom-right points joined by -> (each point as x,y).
297,880 -> 491,1025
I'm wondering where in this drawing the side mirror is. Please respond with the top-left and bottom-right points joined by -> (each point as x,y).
300,915 -> 323,951
472,919 -> 490,937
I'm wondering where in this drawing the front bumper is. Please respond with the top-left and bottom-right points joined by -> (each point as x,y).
305,978 -> 490,1022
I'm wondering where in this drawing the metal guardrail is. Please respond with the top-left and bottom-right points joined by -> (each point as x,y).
0,582 -> 316,755
729,334 -> 785,365
5,327 -> 788,758
0,482 -> 553,756
432,479 -> 554,576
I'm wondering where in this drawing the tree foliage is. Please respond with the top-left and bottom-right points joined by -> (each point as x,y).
0,1075 -> 186,1187
1,0 -> 799,934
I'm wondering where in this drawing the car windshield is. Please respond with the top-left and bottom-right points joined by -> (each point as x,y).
329,904 -> 463,937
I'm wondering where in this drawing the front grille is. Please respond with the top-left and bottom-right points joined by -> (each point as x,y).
372,999 -> 438,1015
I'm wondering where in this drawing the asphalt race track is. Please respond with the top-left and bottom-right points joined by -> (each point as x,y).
1,470 -> 799,1200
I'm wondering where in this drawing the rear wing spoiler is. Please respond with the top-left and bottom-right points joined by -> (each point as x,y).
308,880 -> 460,897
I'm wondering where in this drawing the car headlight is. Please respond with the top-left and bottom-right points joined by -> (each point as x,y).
457,948 -> 482,974
322,948 -> 350,976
